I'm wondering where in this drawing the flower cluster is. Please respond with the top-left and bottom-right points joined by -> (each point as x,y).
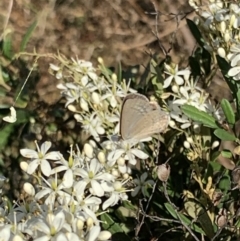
163,63 -> 224,129
189,0 -> 240,80
51,57 -> 136,142
3,140 -> 135,240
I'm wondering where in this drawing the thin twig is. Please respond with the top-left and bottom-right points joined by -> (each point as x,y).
13,57 -> 39,107
135,180 -> 158,238
162,182 -> 201,241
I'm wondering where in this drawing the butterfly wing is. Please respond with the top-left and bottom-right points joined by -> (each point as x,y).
120,93 -> 169,141
129,109 -> 169,141
120,93 -> 149,140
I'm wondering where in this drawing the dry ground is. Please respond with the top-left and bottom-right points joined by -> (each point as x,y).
0,0 -> 231,102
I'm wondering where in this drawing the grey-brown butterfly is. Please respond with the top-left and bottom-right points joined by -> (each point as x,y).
120,93 -> 169,142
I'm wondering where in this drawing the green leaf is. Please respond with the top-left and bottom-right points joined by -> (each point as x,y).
186,19 -> 204,47
221,150 -> 232,159
216,55 -> 238,94
3,34 -> 13,59
189,56 -> 201,77
181,105 -> 218,128
202,48 -> 211,75
101,213 -> 125,234
214,129 -> 236,141
117,62 -> 122,84
221,99 -> 235,124
164,203 -> 205,234
20,20 -> 37,51
218,175 -> 231,193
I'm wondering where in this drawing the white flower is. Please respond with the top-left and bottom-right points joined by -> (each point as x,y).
11,201 -> 38,222
74,194 -> 101,222
169,102 -> 192,129
201,2 -> 225,28
227,44 -> 240,67
173,86 -> 207,111
228,66 -> 240,80
51,149 -> 81,184
107,141 -> 149,170
102,181 -> 128,210
74,158 -> 115,197
71,58 -> 98,84
86,226 -> 100,241
163,64 -> 190,88
33,211 -> 69,240
57,83 -> 81,107
205,100 -> 224,121
20,141 -> 60,177
35,174 -> 71,205
101,83 -> 126,108
75,113 -> 105,141
131,172 -> 154,197
0,225 -> 11,241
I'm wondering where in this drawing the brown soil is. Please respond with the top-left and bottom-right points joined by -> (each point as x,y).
0,0 -> 231,102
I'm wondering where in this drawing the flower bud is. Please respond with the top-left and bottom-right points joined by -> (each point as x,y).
216,209 -> 227,228
184,141 -> 190,149
20,161 -> 28,172
111,169 -> 120,177
84,143 -> 93,158
117,157 -> 125,166
92,92 -> 100,104
169,120 -> 176,128
98,57 -> 103,64
23,182 -> 35,196
186,137 -> 193,144
217,47 -> 226,58
193,124 -> 201,134
80,98 -> 89,112
89,140 -> 96,148
87,217 -> 93,228
123,173 -> 129,179
77,219 -> 84,230
98,151 -> 106,163
49,63 -> 60,71
13,235 -> 23,241
112,73 -> 117,82
171,85 -> 179,93
220,21 -> 226,33
234,145 -> 240,155
113,181 -> 122,190
230,14 -> 236,28
211,140 -> 220,149
68,104 -> 77,112
98,231 -> 112,241
157,164 -> 170,182
224,30 -> 230,42
56,71 -> 63,79
161,92 -> 171,99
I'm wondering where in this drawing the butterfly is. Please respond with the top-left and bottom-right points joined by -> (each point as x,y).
120,93 -> 169,142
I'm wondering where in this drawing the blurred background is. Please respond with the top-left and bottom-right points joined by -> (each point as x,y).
0,0 -> 231,199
